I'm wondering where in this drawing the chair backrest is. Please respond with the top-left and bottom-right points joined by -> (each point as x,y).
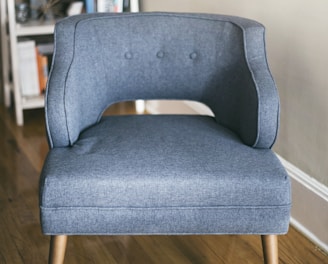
46,12 -> 279,149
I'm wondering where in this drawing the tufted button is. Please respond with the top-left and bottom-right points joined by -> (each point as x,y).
156,51 -> 165,58
189,52 -> 198,60
124,52 -> 133,59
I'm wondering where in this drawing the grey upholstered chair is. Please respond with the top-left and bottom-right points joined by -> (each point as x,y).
39,12 -> 291,263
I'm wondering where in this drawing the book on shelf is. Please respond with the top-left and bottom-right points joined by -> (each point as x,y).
36,50 -> 47,94
123,0 -> 130,11
97,0 -> 123,13
85,0 -> 136,13
17,40 -> 40,97
36,43 -> 54,94
85,0 -> 96,13
129,0 -> 139,12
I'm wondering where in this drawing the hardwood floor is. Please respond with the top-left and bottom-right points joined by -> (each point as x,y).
0,102 -> 327,263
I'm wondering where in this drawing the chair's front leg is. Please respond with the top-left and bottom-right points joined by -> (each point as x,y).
49,235 -> 68,264
261,235 -> 278,264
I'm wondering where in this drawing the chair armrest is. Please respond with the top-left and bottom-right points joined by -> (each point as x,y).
206,25 -> 280,149
45,14 -> 110,148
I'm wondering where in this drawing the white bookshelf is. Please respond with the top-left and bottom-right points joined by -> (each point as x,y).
1,0 -> 141,125
15,20 -> 55,36
3,0 -> 54,125
1,0 -> 11,109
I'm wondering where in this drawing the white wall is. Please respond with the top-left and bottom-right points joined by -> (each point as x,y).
141,0 -> 328,187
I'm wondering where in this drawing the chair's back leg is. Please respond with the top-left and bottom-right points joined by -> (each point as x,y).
49,235 -> 68,264
261,235 -> 278,264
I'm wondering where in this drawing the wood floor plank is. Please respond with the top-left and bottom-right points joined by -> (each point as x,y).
0,109 -> 49,263
135,236 -> 194,264
198,235 -> 264,264
0,102 -> 327,263
171,235 -> 227,263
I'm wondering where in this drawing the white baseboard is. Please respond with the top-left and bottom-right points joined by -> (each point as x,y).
145,100 -> 214,116
146,100 -> 203,115
277,155 -> 328,253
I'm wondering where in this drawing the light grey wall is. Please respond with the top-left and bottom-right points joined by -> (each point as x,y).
141,0 -> 328,187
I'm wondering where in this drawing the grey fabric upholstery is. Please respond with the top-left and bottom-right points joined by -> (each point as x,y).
40,13 -> 291,236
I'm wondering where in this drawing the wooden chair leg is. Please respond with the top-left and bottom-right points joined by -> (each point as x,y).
261,235 -> 278,264
49,235 -> 68,264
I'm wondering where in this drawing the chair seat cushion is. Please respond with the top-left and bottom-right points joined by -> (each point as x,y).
40,115 -> 291,235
